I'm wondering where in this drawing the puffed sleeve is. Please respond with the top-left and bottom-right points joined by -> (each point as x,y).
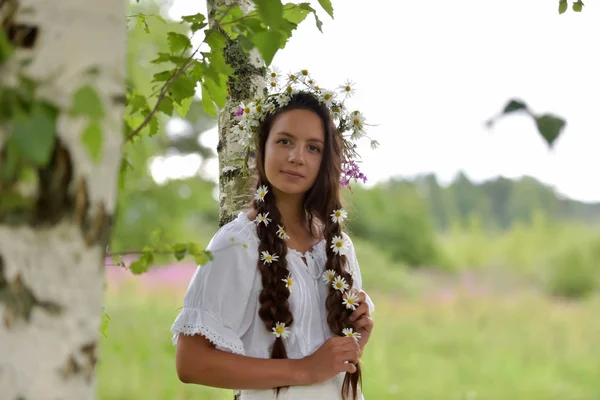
170,222 -> 259,355
343,233 -> 375,315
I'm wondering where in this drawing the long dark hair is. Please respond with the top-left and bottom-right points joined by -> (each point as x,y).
251,91 -> 362,399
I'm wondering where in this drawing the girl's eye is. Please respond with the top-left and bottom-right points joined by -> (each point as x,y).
277,139 -> 290,145
309,145 -> 321,153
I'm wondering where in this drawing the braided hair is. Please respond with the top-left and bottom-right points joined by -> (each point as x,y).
251,91 -> 362,399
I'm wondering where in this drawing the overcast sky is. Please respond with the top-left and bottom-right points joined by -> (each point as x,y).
167,0 -> 600,202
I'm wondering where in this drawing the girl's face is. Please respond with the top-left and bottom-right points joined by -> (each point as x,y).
264,109 -> 325,197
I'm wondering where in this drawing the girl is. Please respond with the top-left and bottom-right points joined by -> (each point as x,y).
171,89 -> 375,400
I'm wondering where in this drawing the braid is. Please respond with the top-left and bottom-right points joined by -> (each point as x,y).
324,201 -> 362,400
253,179 -> 294,396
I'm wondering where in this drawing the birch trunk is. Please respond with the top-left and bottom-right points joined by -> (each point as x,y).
207,0 -> 266,227
0,0 -> 126,398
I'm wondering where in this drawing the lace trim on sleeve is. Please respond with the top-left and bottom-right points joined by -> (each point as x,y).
171,308 -> 246,356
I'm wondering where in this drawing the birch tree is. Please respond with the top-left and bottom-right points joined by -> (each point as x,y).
0,0 -> 333,398
0,0 -> 126,398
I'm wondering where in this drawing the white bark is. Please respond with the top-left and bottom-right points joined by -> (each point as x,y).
0,0 -> 125,398
207,0 -> 266,227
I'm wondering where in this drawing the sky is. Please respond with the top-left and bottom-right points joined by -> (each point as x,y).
163,0 -> 600,203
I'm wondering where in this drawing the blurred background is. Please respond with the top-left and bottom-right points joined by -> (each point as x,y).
99,0 -> 600,399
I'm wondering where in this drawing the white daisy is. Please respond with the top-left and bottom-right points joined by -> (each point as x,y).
275,92 -> 290,107
267,66 -> 281,81
330,235 -> 350,256
255,185 -> 268,202
332,275 -> 349,292
272,322 -> 290,339
330,208 -> 348,224
319,89 -> 336,107
349,110 -> 366,140
260,251 -> 279,264
276,225 -> 290,240
322,269 -> 336,284
255,212 -> 272,226
342,328 -> 361,340
342,291 -> 360,311
282,273 -> 293,293
370,140 -> 380,150
338,79 -> 356,98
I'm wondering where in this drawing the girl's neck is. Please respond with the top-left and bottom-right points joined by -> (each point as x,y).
273,189 -> 306,229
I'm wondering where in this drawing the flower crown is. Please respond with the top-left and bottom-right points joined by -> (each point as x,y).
233,67 -> 378,189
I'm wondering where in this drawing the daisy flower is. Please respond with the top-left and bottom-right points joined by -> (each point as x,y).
322,269 -> 336,284
272,322 -> 290,339
282,273 -> 294,293
330,235 -> 350,256
330,208 -> 348,224
332,275 -> 349,292
255,185 -> 268,202
267,66 -> 281,81
260,251 -> 279,264
342,291 -> 360,311
349,110 -> 366,140
276,225 -> 290,240
319,89 -> 336,107
338,79 -> 356,98
255,212 -> 271,226
342,328 -> 361,340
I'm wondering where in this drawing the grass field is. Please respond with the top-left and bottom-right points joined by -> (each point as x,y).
97,270 -> 600,400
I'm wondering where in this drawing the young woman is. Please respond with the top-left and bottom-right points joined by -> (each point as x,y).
171,89 -> 375,400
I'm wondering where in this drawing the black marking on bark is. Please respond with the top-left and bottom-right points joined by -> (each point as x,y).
60,341 -> 97,383
1,0 -> 39,49
0,270 -> 62,329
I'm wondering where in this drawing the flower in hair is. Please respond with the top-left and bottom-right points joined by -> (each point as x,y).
260,251 -> 279,264
282,273 -> 294,293
255,212 -> 271,226
276,225 -> 290,240
330,235 -> 350,256
330,208 -> 348,224
322,269 -> 336,284
342,291 -> 360,311
272,322 -> 290,339
342,328 -> 361,340
232,68 -> 377,189
332,275 -> 349,293
255,185 -> 269,202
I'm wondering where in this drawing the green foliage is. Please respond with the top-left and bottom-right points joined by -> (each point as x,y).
345,182 -> 443,268
548,247 -> 597,299
100,310 -> 111,339
558,0 -> 584,13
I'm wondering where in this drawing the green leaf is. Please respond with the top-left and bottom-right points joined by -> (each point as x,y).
572,0 -> 584,12
182,13 -> 207,32
100,311 -> 110,339
203,75 -> 227,109
173,96 -> 193,118
250,30 -> 284,66
283,3 -> 312,25
205,29 -> 228,52
558,0 -> 568,14
318,0 -> 334,18
118,156 -> 133,190
254,0 -> 284,29
502,99 -> 528,114
173,243 -> 188,261
170,74 -> 197,104
201,84 -> 216,116
194,251 -> 210,266
12,103 -> 57,166
535,114 -> 565,147
70,85 -> 105,119
152,70 -> 173,82
128,93 -> 149,114
130,252 -> 154,275
0,190 -> 33,213
157,96 -> 174,116
207,48 -> 234,79
149,115 -> 159,137
0,30 -> 14,62
167,32 -> 192,54
81,120 -> 103,162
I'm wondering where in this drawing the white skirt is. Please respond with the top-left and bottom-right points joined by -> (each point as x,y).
238,373 -> 364,400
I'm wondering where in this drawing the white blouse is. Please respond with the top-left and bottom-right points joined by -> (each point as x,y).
171,212 -> 375,399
